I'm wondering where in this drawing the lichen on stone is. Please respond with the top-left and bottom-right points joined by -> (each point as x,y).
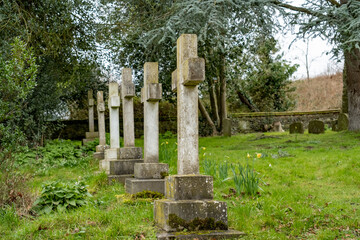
168,214 -> 228,232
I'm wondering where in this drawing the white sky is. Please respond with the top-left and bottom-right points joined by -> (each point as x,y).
278,0 -> 344,80
278,30 -> 343,80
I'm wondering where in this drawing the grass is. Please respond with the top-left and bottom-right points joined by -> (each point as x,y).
1,131 -> 360,239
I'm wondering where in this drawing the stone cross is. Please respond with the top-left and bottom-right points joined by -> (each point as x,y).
125,62 -> 167,194
108,82 -> 121,149
96,91 -> 106,148
121,68 -> 135,147
88,90 -> 95,132
143,62 -> 162,163
153,35 -> 243,238
172,34 -> 205,175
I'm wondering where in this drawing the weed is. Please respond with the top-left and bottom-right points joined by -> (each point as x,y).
32,181 -> 92,215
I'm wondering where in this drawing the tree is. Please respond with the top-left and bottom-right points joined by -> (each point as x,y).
0,0 -> 105,143
0,38 -> 37,156
229,36 -> 298,112
100,0 -> 276,134
264,0 -> 360,130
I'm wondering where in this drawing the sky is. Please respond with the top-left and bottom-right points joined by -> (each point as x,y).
279,0 -> 344,80
278,28 -> 343,80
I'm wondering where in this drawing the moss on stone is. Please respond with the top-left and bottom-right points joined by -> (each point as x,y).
160,171 -> 169,179
132,190 -> 164,199
168,214 -> 228,232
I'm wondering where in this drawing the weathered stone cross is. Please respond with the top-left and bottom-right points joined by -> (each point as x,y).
83,89 -> 99,145
125,62 -> 168,194
93,91 -> 109,159
154,35 -> 243,239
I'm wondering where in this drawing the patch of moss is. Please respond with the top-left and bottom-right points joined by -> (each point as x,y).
168,214 -> 228,232
160,171 -> 169,179
132,190 -> 164,199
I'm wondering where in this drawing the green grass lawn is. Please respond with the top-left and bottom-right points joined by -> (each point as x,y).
1,131 -> 360,239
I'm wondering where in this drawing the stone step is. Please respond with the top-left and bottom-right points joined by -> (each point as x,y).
109,159 -> 144,175
156,229 -> 245,240
125,178 -> 165,195
154,199 -> 227,232
108,174 -> 133,184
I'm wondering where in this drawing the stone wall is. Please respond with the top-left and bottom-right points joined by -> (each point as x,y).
229,109 -> 340,133
51,117 -> 177,140
50,110 -> 340,139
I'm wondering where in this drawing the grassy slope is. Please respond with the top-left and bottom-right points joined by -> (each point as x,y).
291,73 -> 343,111
1,131 -> 360,239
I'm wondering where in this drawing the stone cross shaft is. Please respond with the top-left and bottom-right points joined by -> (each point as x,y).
97,91 -> 106,146
88,90 -> 95,132
108,82 -> 120,149
121,68 -> 135,148
172,34 -> 205,175
142,62 -> 162,163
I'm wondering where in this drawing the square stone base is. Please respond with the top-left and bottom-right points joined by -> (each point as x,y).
85,131 -> 99,139
134,163 -> 169,179
82,138 -> 96,145
119,147 -> 142,159
93,152 -> 104,160
105,148 -> 120,160
156,229 -> 245,240
108,174 -> 134,184
109,159 -> 144,175
154,199 -> 228,232
99,159 -> 109,172
96,144 -> 109,153
125,178 -> 166,195
165,175 -> 213,200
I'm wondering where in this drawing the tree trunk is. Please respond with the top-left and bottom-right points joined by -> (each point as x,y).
219,55 -> 227,130
236,90 -> 259,112
198,97 -> 218,136
207,77 -> 220,125
344,48 -> 360,131
342,61 -> 348,113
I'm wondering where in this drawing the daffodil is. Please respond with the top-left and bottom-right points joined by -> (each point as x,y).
257,153 -> 262,158
166,141 -> 168,145
247,153 -> 250,158
202,147 -> 206,150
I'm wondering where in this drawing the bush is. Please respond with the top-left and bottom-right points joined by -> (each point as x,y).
32,181 -> 92,215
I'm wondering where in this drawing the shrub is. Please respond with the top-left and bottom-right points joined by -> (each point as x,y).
32,181 -> 92,215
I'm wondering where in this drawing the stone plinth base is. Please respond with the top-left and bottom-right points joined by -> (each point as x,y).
109,159 -> 143,175
134,163 -> 169,179
108,174 -> 133,184
166,175 -> 213,200
93,145 -> 110,160
86,131 -> 99,139
119,147 -> 142,159
83,132 -> 99,144
93,152 -> 104,160
154,199 -> 228,232
99,159 -> 108,172
126,178 -> 165,195
96,144 -> 110,153
156,229 -> 245,240
105,148 -> 120,160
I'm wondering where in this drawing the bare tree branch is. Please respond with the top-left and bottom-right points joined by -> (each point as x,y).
326,0 -> 341,7
270,0 -> 327,18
